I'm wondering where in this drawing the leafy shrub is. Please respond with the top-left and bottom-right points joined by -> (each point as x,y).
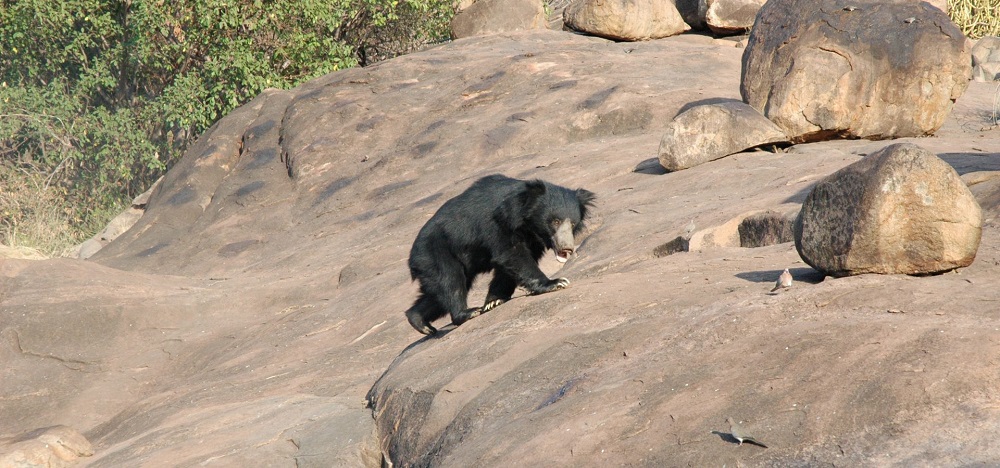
348,0 -> 454,65
0,0 -> 454,254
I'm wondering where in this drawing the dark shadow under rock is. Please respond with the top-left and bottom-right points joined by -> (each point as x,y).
735,267 -> 825,284
653,236 -> 690,256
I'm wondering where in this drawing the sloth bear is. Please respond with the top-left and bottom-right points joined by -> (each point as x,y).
405,175 -> 596,335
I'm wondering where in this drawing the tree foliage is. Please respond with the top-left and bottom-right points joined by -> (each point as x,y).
0,0 -> 453,251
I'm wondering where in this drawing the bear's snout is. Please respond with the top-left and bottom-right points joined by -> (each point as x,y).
555,248 -> 575,263
553,218 -> 576,263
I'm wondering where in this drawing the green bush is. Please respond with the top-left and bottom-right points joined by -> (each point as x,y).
0,0 -> 454,254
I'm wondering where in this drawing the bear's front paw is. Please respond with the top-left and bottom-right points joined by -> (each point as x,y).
528,278 -> 571,295
482,299 -> 505,312
451,307 -> 482,327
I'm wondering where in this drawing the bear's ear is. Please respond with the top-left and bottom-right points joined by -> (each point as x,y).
521,180 -> 547,215
515,180 -> 547,214
576,188 -> 596,219
495,180 -> 546,230
524,180 -> 546,200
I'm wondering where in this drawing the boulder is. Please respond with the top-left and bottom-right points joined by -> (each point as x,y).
450,0 -> 546,39
704,0 -> 766,34
741,0 -> 971,143
795,143 -> 982,277
963,170 -> 1000,215
657,100 -> 788,171
0,426 -> 93,468
972,36 -> 1000,82
685,208 -> 797,251
738,210 -> 796,247
71,177 -> 162,259
682,0 -> 775,32
563,0 -> 690,41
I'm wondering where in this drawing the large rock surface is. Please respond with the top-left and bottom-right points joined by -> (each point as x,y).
2,30 -> 1000,467
795,143 -> 983,277
741,0 -> 971,142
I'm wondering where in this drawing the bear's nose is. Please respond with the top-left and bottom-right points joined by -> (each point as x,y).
555,248 -> 574,263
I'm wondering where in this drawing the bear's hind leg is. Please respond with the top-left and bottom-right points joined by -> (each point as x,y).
420,268 -> 482,329
405,295 -> 441,336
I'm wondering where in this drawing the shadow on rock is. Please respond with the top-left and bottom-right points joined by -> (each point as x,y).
735,267 -> 824,284
633,157 -> 668,175
939,152 -> 1000,175
782,183 -> 816,204
675,97 -> 743,117
710,430 -> 741,446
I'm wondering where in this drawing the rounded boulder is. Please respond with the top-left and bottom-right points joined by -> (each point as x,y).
741,0 -> 971,142
795,143 -> 982,277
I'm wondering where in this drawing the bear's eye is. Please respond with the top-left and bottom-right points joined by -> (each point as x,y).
551,219 -> 562,228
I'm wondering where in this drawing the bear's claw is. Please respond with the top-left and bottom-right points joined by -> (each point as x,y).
527,277 -> 571,295
482,299 -> 505,312
451,307 -> 482,327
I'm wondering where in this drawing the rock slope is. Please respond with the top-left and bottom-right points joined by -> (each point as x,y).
2,30 -> 1000,466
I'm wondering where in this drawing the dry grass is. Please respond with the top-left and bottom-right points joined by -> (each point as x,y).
949,0 -> 1000,39
0,165 -> 86,257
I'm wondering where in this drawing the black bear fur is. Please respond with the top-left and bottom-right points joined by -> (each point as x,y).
405,174 -> 596,335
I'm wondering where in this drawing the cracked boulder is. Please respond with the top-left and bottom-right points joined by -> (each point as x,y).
0,426 -> 93,468
450,0 -> 547,39
740,0 -> 971,143
563,0 -> 689,41
794,143 -> 982,277
972,36 -> 1000,82
657,100 -> 787,171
